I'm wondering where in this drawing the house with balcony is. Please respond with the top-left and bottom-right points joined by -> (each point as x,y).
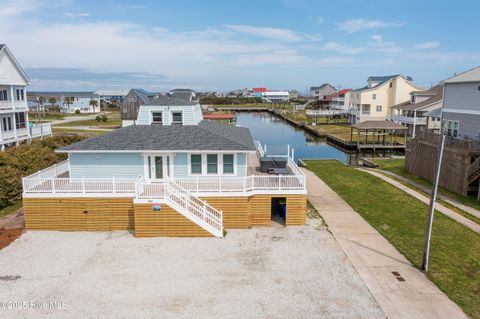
348,74 -> 425,124
22,96 -> 307,238
405,67 -> 480,200
390,85 -> 443,137
0,44 -> 52,151
309,84 -> 336,99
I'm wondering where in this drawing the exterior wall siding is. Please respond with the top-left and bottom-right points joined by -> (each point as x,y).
24,195 -> 307,236
442,112 -> 480,138
443,82 -> 480,114
69,152 -> 144,178
23,197 -> 135,231
137,105 -> 200,125
0,49 -> 29,85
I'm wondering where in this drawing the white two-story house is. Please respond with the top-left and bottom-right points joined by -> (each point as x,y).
0,44 -> 52,151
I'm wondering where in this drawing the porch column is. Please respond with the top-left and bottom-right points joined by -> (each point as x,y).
10,85 -> 14,109
412,110 -> 417,138
12,112 -> 17,139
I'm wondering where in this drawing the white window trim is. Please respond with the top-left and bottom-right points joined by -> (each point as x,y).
187,153 -> 237,177
376,105 -> 382,112
171,110 -> 183,124
150,110 -> 163,125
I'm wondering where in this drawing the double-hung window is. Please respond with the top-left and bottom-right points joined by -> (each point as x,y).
223,154 -> 234,174
16,89 -> 24,101
376,105 -> 382,112
207,154 -> 218,174
447,120 -> 459,138
2,117 -> 12,131
171,111 -> 183,124
190,154 -> 202,174
0,90 -> 7,101
15,112 -> 26,129
151,111 -> 163,124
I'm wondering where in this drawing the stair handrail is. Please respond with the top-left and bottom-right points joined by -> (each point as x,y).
468,157 -> 480,179
165,178 -> 223,236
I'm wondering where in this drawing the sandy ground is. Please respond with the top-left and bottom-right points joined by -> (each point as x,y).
0,219 -> 384,319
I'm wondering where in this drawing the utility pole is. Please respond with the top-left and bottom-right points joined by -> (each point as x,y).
421,124 -> 446,272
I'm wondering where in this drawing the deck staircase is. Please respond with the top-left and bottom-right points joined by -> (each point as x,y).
468,157 -> 480,184
136,179 -> 223,238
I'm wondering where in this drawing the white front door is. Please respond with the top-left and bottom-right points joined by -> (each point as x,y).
146,154 -> 171,181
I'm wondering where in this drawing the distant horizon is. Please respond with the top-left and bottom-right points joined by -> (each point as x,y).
2,0 -> 479,92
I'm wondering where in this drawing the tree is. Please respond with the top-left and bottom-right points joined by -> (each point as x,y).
38,96 -> 46,115
89,99 -> 98,113
48,97 -> 57,111
63,96 -> 73,113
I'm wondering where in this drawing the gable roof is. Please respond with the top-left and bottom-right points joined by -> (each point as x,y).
146,96 -> 197,106
368,75 -> 413,82
169,91 -> 195,101
331,89 -> 351,96
393,85 -> 443,111
310,83 -> 335,91
57,121 -> 256,152
443,66 -> 480,84
0,44 -> 31,84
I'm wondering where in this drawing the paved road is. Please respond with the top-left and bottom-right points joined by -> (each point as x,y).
359,168 -> 480,234
302,167 -> 468,319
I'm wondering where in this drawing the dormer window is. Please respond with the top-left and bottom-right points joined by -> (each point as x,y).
171,111 -> 183,124
151,111 -> 163,124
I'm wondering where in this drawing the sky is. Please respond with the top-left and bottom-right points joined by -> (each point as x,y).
1,0 -> 479,93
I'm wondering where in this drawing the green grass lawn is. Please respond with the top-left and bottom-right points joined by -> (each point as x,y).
53,114 -> 121,128
0,202 -> 22,219
305,160 -> 480,319
374,158 -> 480,211
53,128 -> 110,138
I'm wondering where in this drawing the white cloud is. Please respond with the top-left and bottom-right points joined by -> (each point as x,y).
416,41 -> 440,49
337,19 -> 405,33
319,42 -> 364,55
64,12 -> 91,18
370,34 -> 383,43
316,16 -> 325,23
224,25 -> 303,41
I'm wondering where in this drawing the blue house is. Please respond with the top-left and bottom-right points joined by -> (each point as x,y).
22,97 -> 307,238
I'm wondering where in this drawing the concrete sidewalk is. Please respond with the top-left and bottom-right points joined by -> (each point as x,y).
302,168 -> 468,319
359,168 -> 480,234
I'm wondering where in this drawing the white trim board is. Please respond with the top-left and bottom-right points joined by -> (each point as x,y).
442,109 -> 480,116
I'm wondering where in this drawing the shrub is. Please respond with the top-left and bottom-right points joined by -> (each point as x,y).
0,134 -> 84,209
75,109 -> 81,114
95,115 -> 108,123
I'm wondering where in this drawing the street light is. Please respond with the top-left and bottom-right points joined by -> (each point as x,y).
421,122 -> 447,272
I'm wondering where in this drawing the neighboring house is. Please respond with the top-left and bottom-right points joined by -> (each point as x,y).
390,85 -> 443,137
309,84 -> 336,99
59,92 -> 100,113
252,87 -> 267,98
95,89 -> 129,103
405,67 -> 480,200
22,97 -> 307,238
27,91 -> 63,109
169,88 -> 197,102
263,91 -> 290,102
0,44 -> 52,151
329,89 -> 351,111
121,88 -> 158,127
349,74 -> 425,124
442,66 -> 480,139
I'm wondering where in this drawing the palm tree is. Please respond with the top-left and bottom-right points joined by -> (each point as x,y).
89,99 -> 98,113
38,96 -> 46,116
48,96 -> 57,111
63,96 -> 73,113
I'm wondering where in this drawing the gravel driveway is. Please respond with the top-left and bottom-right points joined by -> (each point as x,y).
0,219 -> 384,319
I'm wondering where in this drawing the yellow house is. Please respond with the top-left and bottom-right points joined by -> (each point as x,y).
348,75 -> 424,124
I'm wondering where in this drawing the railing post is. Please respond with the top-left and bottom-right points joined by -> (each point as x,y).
196,178 -> 199,193
219,178 -> 222,192
243,177 -> 246,192
112,177 -> 116,193
82,177 -> 85,193
51,178 -> 55,193
278,175 -> 281,190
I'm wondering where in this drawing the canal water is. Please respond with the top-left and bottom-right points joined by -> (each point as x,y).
236,112 -> 356,164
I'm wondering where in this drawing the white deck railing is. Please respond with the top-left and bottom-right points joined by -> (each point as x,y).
389,115 -> 428,125
30,123 -> 52,138
23,177 -> 138,194
306,109 -> 349,116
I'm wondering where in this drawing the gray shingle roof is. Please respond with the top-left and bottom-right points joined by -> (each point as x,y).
0,44 -> 5,51
146,96 -> 197,106
424,108 -> 442,118
393,85 -> 443,111
368,75 -> 413,82
57,121 -> 256,152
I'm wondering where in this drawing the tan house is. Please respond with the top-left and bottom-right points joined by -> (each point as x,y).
349,75 -> 424,124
